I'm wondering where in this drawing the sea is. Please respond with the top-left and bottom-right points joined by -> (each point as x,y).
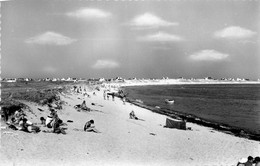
123,84 -> 260,136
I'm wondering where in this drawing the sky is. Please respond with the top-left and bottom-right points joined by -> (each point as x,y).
1,0 -> 260,79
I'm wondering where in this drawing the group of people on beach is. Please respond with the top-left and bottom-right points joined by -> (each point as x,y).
103,90 -> 115,101
237,156 -> 260,166
6,108 -> 41,133
40,105 -> 66,134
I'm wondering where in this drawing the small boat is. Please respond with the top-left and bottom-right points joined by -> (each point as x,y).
135,99 -> 144,104
165,99 -> 174,105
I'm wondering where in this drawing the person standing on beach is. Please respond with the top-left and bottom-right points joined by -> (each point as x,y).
107,93 -> 110,100
103,90 -> 106,100
112,93 -> 115,101
122,96 -> 126,105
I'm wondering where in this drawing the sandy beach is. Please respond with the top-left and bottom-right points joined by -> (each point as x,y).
1,84 -> 260,166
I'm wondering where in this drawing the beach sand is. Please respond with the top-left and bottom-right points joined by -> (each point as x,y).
1,86 -> 260,166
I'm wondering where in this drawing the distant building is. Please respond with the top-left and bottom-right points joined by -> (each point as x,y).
2,78 -> 17,82
98,78 -> 106,82
52,78 -> 58,82
114,77 -> 124,82
66,77 -> 73,81
204,77 -> 213,80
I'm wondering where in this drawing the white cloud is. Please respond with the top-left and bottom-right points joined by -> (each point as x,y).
189,50 -> 229,61
92,60 -> 119,69
214,26 -> 256,39
25,31 -> 76,45
67,8 -> 111,19
137,32 -> 184,42
128,13 -> 178,29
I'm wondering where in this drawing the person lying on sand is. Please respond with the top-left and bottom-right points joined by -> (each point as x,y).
84,120 -> 101,133
74,100 -> 91,111
237,158 -> 247,166
19,118 -> 41,133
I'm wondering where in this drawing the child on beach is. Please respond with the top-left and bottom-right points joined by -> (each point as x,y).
84,120 -> 101,133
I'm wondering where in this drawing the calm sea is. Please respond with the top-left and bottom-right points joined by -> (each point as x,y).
123,84 -> 260,135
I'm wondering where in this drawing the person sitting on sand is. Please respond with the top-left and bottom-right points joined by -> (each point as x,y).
46,115 -> 53,128
245,156 -> 254,166
13,109 -> 23,123
80,100 -> 91,111
254,157 -> 260,166
45,109 -> 58,128
129,111 -> 138,120
81,100 -> 87,109
16,113 -> 33,126
53,119 -> 66,134
40,117 -> 46,126
84,120 -> 100,133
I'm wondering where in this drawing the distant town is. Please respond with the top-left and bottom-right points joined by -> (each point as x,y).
1,77 -> 260,83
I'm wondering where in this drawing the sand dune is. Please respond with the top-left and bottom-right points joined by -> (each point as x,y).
1,87 -> 260,166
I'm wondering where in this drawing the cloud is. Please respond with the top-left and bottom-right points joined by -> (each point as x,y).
214,26 -> 256,39
25,31 -> 76,45
66,8 -> 111,19
189,50 -> 229,61
128,13 -> 178,29
92,60 -> 119,69
137,32 -> 184,42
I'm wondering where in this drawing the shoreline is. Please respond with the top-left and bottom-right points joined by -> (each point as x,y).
126,98 -> 260,141
118,83 -> 260,142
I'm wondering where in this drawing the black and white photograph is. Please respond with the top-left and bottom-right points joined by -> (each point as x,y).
1,0 -> 260,165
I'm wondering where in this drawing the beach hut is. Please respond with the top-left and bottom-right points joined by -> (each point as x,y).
165,117 -> 186,130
